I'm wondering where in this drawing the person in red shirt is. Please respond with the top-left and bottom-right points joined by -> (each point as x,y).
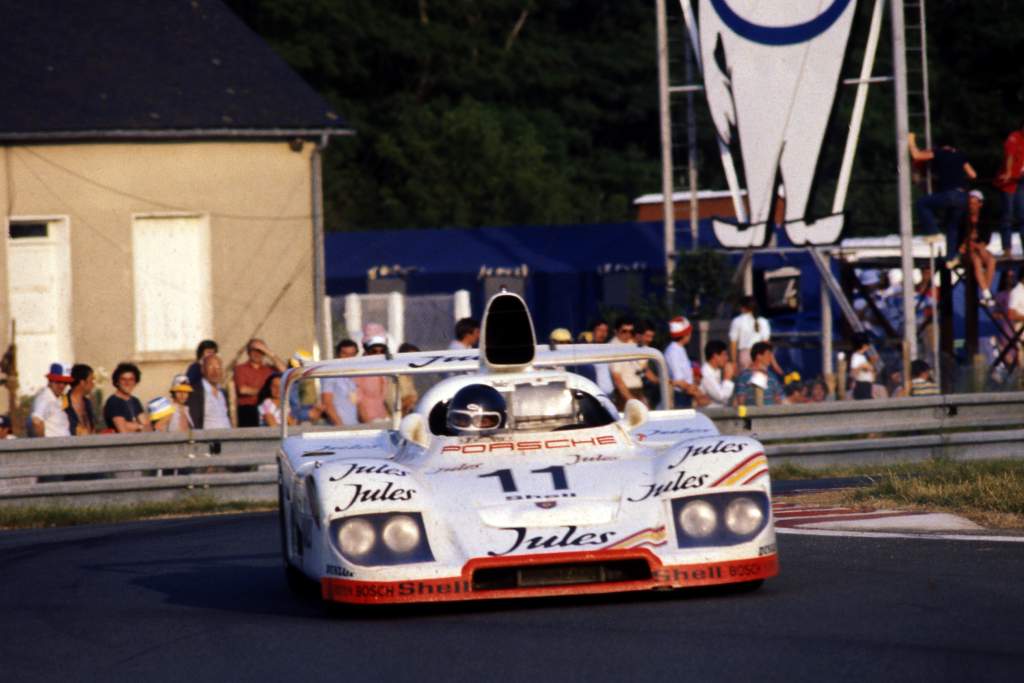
233,338 -> 286,427
995,122 -> 1024,257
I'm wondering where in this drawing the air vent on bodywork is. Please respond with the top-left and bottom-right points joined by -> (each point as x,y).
472,559 -> 651,591
481,293 -> 536,369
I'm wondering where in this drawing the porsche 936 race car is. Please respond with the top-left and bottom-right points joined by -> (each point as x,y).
277,292 -> 777,606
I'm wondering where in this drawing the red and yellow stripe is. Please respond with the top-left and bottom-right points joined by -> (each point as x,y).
711,452 -> 768,487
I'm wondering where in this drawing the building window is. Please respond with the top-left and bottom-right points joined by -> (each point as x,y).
132,215 -> 211,353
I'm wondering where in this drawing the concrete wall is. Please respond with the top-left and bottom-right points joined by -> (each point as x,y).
0,140 -> 318,412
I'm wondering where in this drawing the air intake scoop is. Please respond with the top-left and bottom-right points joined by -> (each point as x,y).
480,292 -> 536,372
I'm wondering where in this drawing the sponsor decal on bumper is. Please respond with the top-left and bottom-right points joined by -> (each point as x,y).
320,550 -> 778,604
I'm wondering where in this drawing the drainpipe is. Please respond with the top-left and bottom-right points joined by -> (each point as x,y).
311,133 -> 330,360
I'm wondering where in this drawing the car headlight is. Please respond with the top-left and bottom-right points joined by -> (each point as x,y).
724,497 -> 764,536
329,512 -> 434,566
338,518 -> 375,558
670,492 -> 770,548
382,514 -> 421,554
678,500 -> 717,538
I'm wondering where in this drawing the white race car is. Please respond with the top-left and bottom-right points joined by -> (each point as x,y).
278,292 -> 777,606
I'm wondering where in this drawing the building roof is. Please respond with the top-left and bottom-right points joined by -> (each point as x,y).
0,0 -> 350,142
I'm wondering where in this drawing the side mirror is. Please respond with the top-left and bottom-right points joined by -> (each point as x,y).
399,413 -> 431,449
620,399 -> 649,430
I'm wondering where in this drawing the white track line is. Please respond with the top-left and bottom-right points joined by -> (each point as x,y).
777,528 -> 1024,543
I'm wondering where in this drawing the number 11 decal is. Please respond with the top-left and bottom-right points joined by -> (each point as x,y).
479,466 -> 569,493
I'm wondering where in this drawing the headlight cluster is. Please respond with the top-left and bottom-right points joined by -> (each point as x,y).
670,492 -> 769,548
330,512 -> 434,566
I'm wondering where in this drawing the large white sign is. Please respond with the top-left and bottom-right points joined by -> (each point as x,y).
690,0 -> 857,247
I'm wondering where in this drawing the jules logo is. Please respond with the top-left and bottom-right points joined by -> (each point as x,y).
687,0 -> 857,247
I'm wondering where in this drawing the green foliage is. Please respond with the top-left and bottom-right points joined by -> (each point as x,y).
226,0 -> 1024,235
672,249 -> 738,320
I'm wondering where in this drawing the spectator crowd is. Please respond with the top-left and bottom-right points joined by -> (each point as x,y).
8,288 -> 975,439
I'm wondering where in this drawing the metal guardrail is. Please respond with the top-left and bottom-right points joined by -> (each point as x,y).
1,392 -> 1022,507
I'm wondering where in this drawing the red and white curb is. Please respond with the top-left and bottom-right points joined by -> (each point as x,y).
771,501 -> 1024,543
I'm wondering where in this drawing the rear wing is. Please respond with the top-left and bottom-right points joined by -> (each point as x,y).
280,345 -> 672,438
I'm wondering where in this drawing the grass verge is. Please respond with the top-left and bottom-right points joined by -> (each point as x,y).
771,458 -> 1024,530
0,495 -> 276,530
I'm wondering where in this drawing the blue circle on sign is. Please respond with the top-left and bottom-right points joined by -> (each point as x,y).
710,0 -> 853,46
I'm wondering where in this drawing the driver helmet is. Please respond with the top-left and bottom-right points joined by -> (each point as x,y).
447,384 -> 507,436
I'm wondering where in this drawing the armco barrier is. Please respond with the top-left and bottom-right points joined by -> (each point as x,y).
1,392 -> 1021,507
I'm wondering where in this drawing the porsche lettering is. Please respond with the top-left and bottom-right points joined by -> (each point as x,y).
442,435 -> 617,455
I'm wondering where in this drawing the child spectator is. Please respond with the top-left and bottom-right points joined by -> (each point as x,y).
152,374 -> 193,432
909,359 -> 940,396
147,396 -> 176,430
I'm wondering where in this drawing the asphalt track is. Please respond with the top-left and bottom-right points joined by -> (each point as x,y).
2,512 -> 1023,682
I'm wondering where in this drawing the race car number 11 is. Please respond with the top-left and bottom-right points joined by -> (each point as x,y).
479,466 -> 569,493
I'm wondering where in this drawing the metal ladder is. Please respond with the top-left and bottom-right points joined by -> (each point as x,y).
904,0 -> 933,190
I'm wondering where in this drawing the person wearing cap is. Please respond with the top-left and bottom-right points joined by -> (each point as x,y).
65,364 -> 97,435
355,336 -> 391,424
233,338 -> 286,428
153,374 -> 194,432
961,189 -> 998,306
664,316 -> 703,408
548,327 -> 572,346
30,363 -> 73,437
103,362 -> 151,433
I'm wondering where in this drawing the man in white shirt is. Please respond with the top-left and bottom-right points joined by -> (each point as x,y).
609,317 -> 645,409
664,316 -> 703,408
30,362 -> 73,437
186,354 -> 231,429
700,340 -> 736,407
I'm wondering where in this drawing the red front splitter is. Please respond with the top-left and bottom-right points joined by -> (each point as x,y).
321,550 -> 778,605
